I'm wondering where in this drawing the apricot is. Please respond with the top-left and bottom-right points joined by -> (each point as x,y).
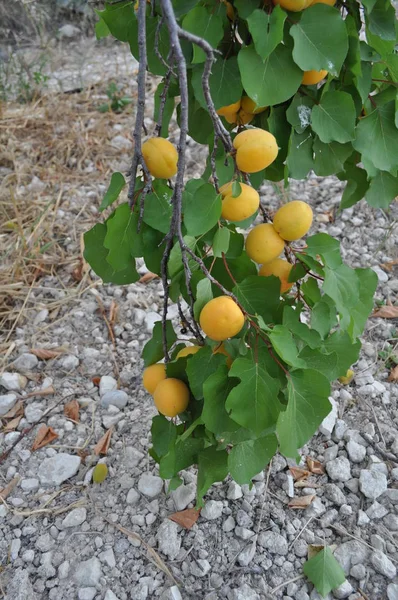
245,223 -> 285,264
273,0 -> 312,10
213,342 -> 233,368
220,181 -> 260,222
302,69 -> 328,85
233,128 -> 278,173
142,137 -> 178,179
176,345 -> 201,359
199,296 -> 245,341
338,369 -> 354,385
236,109 -> 254,125
259,258 -> 293,293
273,201 -> 313,241
217,100 -> 241,124
240,96 -> 268,115
142,363 -> 166,395
310,0 -> 335,5
153,378 -> 190,417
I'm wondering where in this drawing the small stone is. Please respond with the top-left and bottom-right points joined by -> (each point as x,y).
258,530 -> 288,555
38,453 -> 81,486
99,548 -> 116,568
58,24 -> 81,37
104,592 -> 121,600
334,541 -> 369,575
10,538 -> 21,560
238,540 -> 257,566
35,533 -> 55,552
201,500 -> 223,520
366,501 -> 388,520
100,390 -> 129,409
0,373 -> 27,392
58,561 -> 70,579
74,557 -> 102,586
387,584 -> 398,600
227,481 -> 243,500
138,473 -> 163,498
357,510 -> 370,526
0,393 -> 17,416
223,516 -> 235,532
21,550 -> 35,563
323,484 -> 346,506
12,353 -> 38,372
326,456 -> 351,482
384,488 -> 398,503
4,568 -> 38,600
319,397 -> 337,437
190,558 -> 211,577
20,478 -> 39,492
371,551 -> 396,578
346,441 -> 366,463
62,507 -> 87,528
372,266 -> 389,282
126,488 -> 140,505
160,587 -> 182,600
324,446 -> 339,462
350,564 -> 366,580
24,402 -> 44,423
371,534 -> 385,551
359,469 -> 387,500
156,520 -> 181,559
383,514 -> 398,531
111,135 -> 133,151
391,468 -> 398,481
59,355 -> 79,370
368,454 -> 388,475
99,375 -> 117,396
78,589 -> 97,600
144,311 -> 162,332
332,581 -> 353,599
334,419 -> 347,440
171,483 -> 196,510
228,584 -> 260,600
235,526 -> 255,540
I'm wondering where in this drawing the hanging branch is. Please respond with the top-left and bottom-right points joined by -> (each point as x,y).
154,56 -> 175,137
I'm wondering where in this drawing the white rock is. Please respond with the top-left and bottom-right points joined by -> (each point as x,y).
333,419 -> 347,440
387,584 -> 398,600
368,455 -> 388,475
104,592 -> 121,600
24,403 -> 44,423
38,453 -> 81,486
74,557 -> 102,586
99,375 -> 118,397
27,175 -> 46,192
319,397 -> 337,437
332,580 -> 353,599
227,481 -> 243,500
201,500 -> 223,520
346,440 -> 366,463
10,538 -> 21,560
0,505 -> 7,518
258,531 -> 288,555
223,516 -> 235,532
126,488 -> 140,505
156,519 -> 181,559
21,549 -> 35,563
144,311 -> 162,332
62,507 -> 87,528
371,551 -> 397,578
4,568 -> 38,600
100,390 -> 128,409
238,539 -> 257,566
138,473 -> 163,498
33,309 -> 48,324
78,589 -> 96,600
171,482 -> 196,510
190,558 -> 211,577
359,469 -> 387,500
334,541 -> 369,575
58,561 -> 70,579
12,353 -> 38,372
99,548 -> 116,568
0,373 -> 27,392
59,355 -> 79,371
366,501 -> 388,520
0,393 -> 17,416
235,526 -> 255,540
58,24 -> 81,38
20,478 -> 39,492
160,586 -> 182,600
111,135 -> 133,151
372,266 -> 389,283
228,584 -> 260,600
326,456 -> 351,482
357,510 -> 370,526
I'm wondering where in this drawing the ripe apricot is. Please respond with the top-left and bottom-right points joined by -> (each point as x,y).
142,137 -> 178,179
217,100 -> 241,124
200,296 -> 245,341
153,378 -> 190,417
213,342 -> 233,368
245,223 -> 285,264
233,128 -> 278,173
240,96 -> 268,115
259,258 -> 293,293
310,0 -> 335,5
273,201 -> 313,241
302,69 -> 328,85
273,0 -> 312,10
236,109 -> 254,125
220,182 -> 260,222
142,363 -> 166,395
176,345 -> 201,359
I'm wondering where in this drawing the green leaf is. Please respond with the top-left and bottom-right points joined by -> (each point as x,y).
286,130 -> 314,179
168,235 -> 198,279
246,7 -> 286,61
193,278 -> 213,321
83,223 -> 139,285
233,276 -> 281,323
183,183 -> 222,236
311,300 -> 337,339
365,171 -> 398,209
151,415 -> 177,457
173,0 -> 198,18
283,306 -> 322,349
290,5 -> 348,75
269,325 -> 307,368
159,437 -> 204,479
143,182 -> 173,234
104,203 -> 144,272
95,13 -> 110,40
305,233 -> 342,269
286,95 -> 314,134
303,547 -> 346,597
229,434 -> 278,485
313,139 -> 352,176
186,346 -> 226,399
365,0 -> 396,41
234,0 -> 259,18
208,254 -> 257,294
142,321 -> 177,367
197,446 -> 229,505
182,6 -> 223,64
213,227 -> 230,258
277,369 -> 331,459
353,102 -> 398,175
129,17 -> 170,76
323,264 -> 360,329
226,348 -> 281,434
238,44 -> 302,107
154,82 -> 175,138
232,181 -> 242,198
298,347 -> 339,381
347,268 -> 378,340
311,91 -> 356,144
339,162 -> 370,209
98,1 -> 136,43
323,331 -> 361,378
202,367 -> 240,436
191,57 -> 243,111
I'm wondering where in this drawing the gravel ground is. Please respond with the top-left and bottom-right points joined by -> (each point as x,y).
1,37 -> 398,600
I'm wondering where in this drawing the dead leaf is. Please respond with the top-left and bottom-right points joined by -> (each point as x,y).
77,449 -> 90,464
371,305 -> 398,319
388,365 -> 398,382
109,300 -> 118,327
289,466 -> 309,481
294,480 -> 321,489
169,508 -> 201,529
3,416 -> 23,432
139,272 -> 159,284
0,476 -> 20,500
64,399 -> 80,422
308,544 -> 326,559
94,427 -> 114,456
92,376 -> 101,387
288,494 -> 315,509
72,258 -> 83,282
25,385 -> 55,399
30,348 -> 64,360
2,400 -> 24,420
32,424 -> 58,451
306,456 -> 325,475
380,259 -> 398,272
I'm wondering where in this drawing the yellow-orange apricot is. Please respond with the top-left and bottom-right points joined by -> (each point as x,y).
153,378 -> 190,417
240,96 -> 268,115
259,258 -> 293,293
142,137 -> 178,179
302,69 -> 328,85
221,182 -> 260,222
176,346 -> 201,359
245,223 -> 285,264
233,128 -> 278,173
200,296 -> 245,341
142,363 -> 166,395
272,201 -> 313,241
